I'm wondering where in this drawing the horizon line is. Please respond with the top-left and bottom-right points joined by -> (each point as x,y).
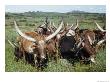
5,10 -> 106,13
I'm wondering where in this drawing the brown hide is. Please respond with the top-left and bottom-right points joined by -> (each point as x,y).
17,32 -> 45,53
79,30 -> 96,59
17,31 -> 59,66
46,40 -> 58,60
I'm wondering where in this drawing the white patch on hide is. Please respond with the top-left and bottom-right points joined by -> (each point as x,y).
87,35 -> 93,45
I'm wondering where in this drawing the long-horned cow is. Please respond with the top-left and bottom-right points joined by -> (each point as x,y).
59,20 -> 105,63
92,21 -> 106,44
14,21 -> 63,67
75,21 -> 106,63
59,20 -> 82,60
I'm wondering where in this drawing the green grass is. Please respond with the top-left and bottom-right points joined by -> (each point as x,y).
5,12 -> 106,72
5,42 -> 106,72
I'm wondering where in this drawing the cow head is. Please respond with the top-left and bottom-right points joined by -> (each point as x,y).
94,21 -> 106,41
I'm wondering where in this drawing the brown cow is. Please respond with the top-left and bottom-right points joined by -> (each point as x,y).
78,29 -> 96,63
75,21 -> 106,63
14,21 -> 63,67
59,20 -> 105,63
93,21 -> 106,51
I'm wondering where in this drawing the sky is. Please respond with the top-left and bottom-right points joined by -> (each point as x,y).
5,5 -> 106,13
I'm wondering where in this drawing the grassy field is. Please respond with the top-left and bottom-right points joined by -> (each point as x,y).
5,12 -> 106,72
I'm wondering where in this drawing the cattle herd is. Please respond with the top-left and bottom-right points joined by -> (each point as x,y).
8,18 -> 106,69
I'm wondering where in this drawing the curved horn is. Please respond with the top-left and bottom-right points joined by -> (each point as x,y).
48,21 -> 54,33
74,19 -> 78,30
97,39 -> 105,46
66,22 -> 69,27
95,21 -> 106,32
41,23 -> 46,27
52,22 -> 57,29
14,21 -> 36,42
45,21 -> 63,41
96,39 -> 105,52
14,43 -> 18,47
69,24 -> 74,29
8,40 -> 15,48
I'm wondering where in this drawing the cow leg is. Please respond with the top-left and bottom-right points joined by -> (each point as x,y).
55,43 -> 60,63
14,46 -> 23,62
34,54 -> 38,67
14,47 -> 18,62
46,51 -> 51,62
24,52 -> 29,64
23,51 -> 30,65
55,49 -> 59,63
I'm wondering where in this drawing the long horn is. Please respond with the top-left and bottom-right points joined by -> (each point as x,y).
74,19 -> 78,30
41,23 -> 46,27
14,43 -> 18,47
95,21 -> 106,32
69,24 -> 74,29
45,21 -> 63,41
96,39 -> 106,52
8,40 -> 15,48
87,35 -> 93,45
97,39 -> 105,46
52,22 -> 57,29
48,21 -> 54,33
14,21 -> 36,42
66,22 -> 69,27
59,27 -> 65,33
